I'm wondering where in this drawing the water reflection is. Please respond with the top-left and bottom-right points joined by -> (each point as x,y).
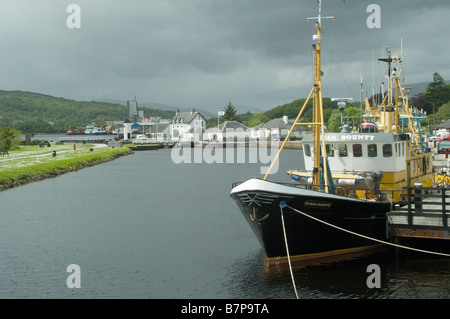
226,248 -> 450,299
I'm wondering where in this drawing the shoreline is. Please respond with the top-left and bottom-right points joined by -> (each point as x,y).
0,146 -> 134,192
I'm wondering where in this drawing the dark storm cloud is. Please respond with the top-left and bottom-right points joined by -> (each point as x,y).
0,0 -> 448,112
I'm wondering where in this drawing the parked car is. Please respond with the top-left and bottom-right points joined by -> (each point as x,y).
437,140 -> 450,154
438,135 -> 450,142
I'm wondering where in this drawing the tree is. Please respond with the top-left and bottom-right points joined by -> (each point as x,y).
0,127 -> 22,154
247,113 -> 269,127
327,106 -> 362,132
221,102 -> 240,122
425,72 -> 450,112
436,102 -> 450,122
427,72 -> 446,92
411,92 -> 431,115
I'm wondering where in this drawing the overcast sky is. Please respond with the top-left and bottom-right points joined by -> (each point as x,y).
0,0 -> 449,113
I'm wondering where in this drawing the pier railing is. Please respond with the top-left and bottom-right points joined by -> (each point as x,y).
387,184 -> 450,241
397,184 -> 449,228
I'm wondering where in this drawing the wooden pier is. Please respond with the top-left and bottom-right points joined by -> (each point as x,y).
387,184 -> 449,241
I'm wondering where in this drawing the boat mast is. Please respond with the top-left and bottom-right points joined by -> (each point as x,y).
263,0 -> 334,193
308,0 -> 334,192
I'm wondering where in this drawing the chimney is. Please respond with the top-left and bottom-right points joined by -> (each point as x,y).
283,115 -> 288,124
176,109 -> 180,116
191,108 -> 195,115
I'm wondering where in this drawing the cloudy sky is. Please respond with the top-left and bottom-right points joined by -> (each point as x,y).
0,0 -> 448,113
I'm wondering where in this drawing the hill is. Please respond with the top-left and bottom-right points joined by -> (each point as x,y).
0,90 -> 175,133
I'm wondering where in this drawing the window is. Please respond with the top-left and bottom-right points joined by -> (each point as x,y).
338,144 -> 348,157
304,144 -> 311,157
368,144 -> 377,157
326,144 -> 335,157
383,144 -> 392,157
353,144 -> 362,157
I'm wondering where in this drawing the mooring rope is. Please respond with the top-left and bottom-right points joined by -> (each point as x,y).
284,203 -> 450,257
279,202 -> 299,299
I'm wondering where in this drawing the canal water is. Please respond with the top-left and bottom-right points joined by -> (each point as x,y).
0,147 -> 448,299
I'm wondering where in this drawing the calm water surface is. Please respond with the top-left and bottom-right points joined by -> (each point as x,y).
0,148 -> 448,299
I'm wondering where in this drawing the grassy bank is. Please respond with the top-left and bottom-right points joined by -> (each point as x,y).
0,144 -> 133,191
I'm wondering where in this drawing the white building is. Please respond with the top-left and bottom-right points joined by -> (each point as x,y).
204,121 -> 249,142
147,122 -> 171,141
249,116 -> 304,140
170,108 -> 207,142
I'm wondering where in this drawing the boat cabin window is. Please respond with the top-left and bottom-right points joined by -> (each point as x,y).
304,144 -> 311,157
326,144 -> 335,157
338,144 -> 348,157
368,144 -> 377,157
383,144 -> 392,157
353,144 -> 362,157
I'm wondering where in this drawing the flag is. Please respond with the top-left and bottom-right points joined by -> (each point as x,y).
218,111 -> 225,116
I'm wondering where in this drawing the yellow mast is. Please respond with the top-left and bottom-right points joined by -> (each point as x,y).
310,4 -> 330,191
263,0 -> 334,193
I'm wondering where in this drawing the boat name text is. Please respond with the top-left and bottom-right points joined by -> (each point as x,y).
304,200 -> 332,209
325,134 -> 375,141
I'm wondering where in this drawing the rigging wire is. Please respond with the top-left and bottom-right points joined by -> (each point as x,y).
321,0 -> 391,101
279,202 -> 299,299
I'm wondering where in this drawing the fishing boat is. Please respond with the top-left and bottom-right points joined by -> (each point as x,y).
65,127 -> 85,135
230,1 -> 434,265
85,124 -> 107,135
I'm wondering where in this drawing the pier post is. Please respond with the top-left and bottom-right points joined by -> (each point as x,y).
442,187 -> 448,229
407,187 -> 412,225
414,182 -> 423,215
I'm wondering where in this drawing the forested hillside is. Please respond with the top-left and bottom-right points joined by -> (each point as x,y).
0,90 -> 175,133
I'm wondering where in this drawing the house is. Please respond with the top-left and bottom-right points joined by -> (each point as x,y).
147,122 -> 171,141
249,116 -> 305,140
205,121 -> 249,142
170,108 -> 207,142
438,119 -> 450,132
105,121 -> 124,135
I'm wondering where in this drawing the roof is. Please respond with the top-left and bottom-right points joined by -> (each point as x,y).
251,118 -> 305,131
217,121 -> 248,131
172,109 -> 206,123
263,118 -> 291,129
148,123 -> 170,133
438,119 -> 450,129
